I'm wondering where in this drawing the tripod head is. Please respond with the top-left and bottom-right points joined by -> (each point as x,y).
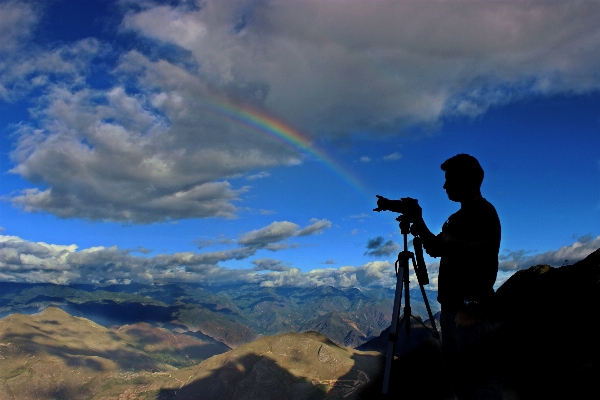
395,215 -> 412,235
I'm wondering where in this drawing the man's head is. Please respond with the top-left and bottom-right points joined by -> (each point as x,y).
441,154 -> 484,203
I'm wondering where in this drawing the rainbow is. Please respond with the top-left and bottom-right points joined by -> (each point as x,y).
194,97 -> 368,198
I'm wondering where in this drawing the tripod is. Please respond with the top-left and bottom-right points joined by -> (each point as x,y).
382,216 -> 441,395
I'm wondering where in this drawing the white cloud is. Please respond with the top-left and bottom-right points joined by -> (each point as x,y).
246,171 -> 271,181
8,82 -> 296,222
0,234 -> 394,288
259,209 -> 276,215
0,1 -> 101,101
6,233 -> 596,289
499,235 -> 600,271
0,1 -> 37,53
238,221 -> 300,247
238,218 -> 331,246
296,218 -> 332,236
383,152 -> 402,161
359,156 -> 371,163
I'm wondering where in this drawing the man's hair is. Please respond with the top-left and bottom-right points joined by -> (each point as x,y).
441,154 -> 484,187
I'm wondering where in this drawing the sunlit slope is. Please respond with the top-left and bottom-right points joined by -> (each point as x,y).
122,331 -> 383,400
0,307 -> 214,399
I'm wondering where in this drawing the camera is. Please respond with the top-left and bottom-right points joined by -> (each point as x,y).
373,195 -> 421,221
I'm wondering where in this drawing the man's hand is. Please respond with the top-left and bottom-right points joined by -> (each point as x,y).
401,197 -> 422,221
410,218 -> 426,236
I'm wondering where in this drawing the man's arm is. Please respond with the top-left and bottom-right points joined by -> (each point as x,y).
410,218 -> 443,257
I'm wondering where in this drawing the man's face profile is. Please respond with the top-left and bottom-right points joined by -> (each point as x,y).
443,171 -> 467,202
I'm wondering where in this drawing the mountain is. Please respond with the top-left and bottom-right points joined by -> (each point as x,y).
0,307 -> 383,400
0,282 -> 421,350
122,331 -> 383,400
298,301 -> 392,347
493,247 -> 600,399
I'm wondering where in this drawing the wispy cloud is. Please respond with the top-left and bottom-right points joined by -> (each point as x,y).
383,152 -> 402,161
238,219 -> 331,247
297,218 -> 332,236
246,171 -> 271,181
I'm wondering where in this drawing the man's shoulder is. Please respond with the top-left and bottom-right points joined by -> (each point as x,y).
465,198 -> 500,223
475,197 -> 498,213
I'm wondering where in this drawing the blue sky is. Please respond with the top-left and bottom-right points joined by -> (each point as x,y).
1,0 -> 599,290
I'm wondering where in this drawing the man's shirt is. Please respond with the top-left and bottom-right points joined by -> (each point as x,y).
425,198 -> 501,310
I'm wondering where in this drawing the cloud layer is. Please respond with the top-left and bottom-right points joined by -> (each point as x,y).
5,1 -> 600,222
499,235 -> 600,271
2,230 -> 595,289
0,233 -> 394,288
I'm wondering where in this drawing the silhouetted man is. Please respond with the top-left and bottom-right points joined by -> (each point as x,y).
376,154 -> 502,399
412,154 -> 502,400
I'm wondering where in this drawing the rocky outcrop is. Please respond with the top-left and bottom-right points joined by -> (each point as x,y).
357,248 -> 600,400
493,248 -> 600,399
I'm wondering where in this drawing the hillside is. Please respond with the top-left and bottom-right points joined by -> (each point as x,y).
118,331 -> 383,400
0,307 -> 176,399
0,307 -> 383,400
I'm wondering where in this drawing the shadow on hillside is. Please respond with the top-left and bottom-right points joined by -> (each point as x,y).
355,337 -> 452,400
155,353 -> 329,400
61,300 -> 176,326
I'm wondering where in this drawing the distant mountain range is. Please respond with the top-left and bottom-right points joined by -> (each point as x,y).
0,280 -> 439,353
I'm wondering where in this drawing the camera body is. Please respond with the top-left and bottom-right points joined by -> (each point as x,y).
373,196 -> 421,222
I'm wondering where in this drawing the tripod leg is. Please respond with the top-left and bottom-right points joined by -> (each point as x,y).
403,263 -> 411,340
382,262 -> 405,395
411,241 -> 440,339
419,284 -> 440,338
